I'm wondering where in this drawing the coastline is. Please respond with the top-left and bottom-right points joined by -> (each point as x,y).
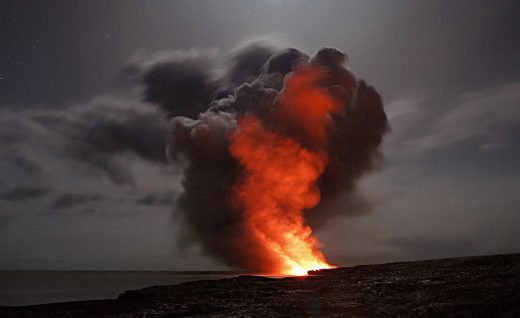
2,253 -> 520,317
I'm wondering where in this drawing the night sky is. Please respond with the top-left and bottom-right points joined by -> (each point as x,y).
1,0 -> 519,270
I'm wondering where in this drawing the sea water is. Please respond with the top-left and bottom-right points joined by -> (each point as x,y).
0,270 -> 240,306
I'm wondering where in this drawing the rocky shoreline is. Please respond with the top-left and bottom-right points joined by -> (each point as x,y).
2,253 -> 519,317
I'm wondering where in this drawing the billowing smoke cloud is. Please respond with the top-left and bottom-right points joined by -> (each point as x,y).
0,96 -> 169,185
126,50 -> 220,119
148,43 -> 389,272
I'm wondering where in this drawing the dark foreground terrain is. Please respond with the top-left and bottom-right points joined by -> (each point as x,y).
2,254 -> 519,317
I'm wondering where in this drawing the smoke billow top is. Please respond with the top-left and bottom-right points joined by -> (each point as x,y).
144,43 -> 389,274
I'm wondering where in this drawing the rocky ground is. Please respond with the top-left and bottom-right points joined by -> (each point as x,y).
1,253 -> 519,317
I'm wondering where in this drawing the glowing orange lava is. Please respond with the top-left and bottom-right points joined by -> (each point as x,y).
229,66 -> 339,275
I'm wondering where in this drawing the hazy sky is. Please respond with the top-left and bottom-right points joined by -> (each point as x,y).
1,0 -> 519,270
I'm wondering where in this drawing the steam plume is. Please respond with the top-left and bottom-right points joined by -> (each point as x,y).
158,44 -> 389,273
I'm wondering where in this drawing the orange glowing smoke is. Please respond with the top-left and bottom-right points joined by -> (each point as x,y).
229,66 -> 340,275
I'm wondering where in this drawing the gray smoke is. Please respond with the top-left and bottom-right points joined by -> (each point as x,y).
140,43 -> 389,271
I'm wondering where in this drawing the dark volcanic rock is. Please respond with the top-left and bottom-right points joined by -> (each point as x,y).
2,254 -> 520,317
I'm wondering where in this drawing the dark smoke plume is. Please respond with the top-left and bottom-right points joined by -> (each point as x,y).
144,43 -> 389,270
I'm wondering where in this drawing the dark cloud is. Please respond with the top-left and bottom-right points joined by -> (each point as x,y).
126,51 -> 220,119
263,48 -> 309,76
307,192 -> 374,229
129,42 -> 280,119
226,41 -> 276,87
51,193 -> 105,210
162,45 -> 389,271
0,96 -> 169,185
136,193 -> 175,207
0,186 -> 48,202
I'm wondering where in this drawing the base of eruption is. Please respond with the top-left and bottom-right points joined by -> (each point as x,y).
265,263 -> 335,277
4,253 -> 520,317
284,263 -> 336,276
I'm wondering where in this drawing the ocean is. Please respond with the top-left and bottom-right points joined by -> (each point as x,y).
0,270 -> 241,306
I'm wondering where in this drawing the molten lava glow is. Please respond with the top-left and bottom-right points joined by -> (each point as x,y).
229,66 -> 339,275
230,117 -> 333,275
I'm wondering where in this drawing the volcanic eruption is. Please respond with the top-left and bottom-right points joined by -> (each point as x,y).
163,44 -> 389,275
